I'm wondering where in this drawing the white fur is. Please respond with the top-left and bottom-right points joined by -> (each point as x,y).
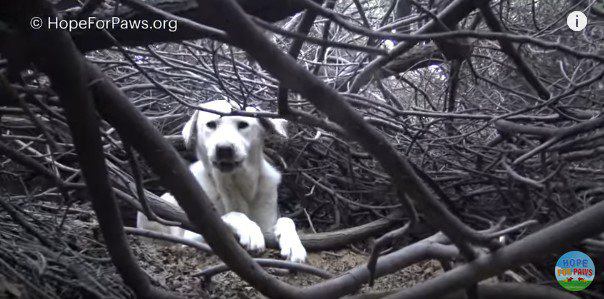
137,100 -> 306,262
221,211 -> 265,251
275,218 -> 306,263
136,193 -> 185,238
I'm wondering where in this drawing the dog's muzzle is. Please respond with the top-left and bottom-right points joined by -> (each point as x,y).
213,144 -> 242,172
212,160 -> 242,172
216,145 -> 234,160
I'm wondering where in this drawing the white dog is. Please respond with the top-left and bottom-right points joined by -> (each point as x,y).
137,100 -> 306,262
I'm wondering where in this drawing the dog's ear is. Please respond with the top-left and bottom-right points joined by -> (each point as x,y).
182,111 -> 199,150
270,119 -> 288,138
259,118 -> 288,138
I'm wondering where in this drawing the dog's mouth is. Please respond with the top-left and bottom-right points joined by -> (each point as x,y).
212,160 -> 243,172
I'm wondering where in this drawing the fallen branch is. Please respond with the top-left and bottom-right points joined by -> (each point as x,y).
124,227 -> 213,253
195,258 -> 333,280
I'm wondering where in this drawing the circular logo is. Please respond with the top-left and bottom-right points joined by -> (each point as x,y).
555,251 -> 595,291
567,11 -> 587,32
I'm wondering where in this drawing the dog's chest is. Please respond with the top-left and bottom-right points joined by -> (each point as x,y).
216,174 -> 256,200
213,171 -> 259,213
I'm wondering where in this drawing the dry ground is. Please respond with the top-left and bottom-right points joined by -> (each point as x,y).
129,236 -> 443,298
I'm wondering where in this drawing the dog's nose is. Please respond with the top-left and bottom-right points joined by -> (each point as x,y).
216,145 -> 235,160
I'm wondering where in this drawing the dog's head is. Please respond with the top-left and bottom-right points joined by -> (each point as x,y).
182,100 -> 287,173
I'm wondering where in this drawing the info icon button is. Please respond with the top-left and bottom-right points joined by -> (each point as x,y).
567,11 -> 588,32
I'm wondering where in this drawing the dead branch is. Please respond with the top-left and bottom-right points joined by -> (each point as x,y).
195,258 -> 333,280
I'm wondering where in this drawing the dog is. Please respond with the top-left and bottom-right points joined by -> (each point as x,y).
137,100 -> 306,262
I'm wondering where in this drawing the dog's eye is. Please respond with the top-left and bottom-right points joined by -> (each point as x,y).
237,121 -> 249,130
206,121 -> 217,129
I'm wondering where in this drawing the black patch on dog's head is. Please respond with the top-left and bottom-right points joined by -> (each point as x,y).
258,117 -> 274,134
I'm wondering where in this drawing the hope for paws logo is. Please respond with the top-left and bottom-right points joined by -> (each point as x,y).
555,251 -> 595,291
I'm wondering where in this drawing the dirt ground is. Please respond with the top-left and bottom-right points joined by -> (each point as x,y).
129,236 -> 443,298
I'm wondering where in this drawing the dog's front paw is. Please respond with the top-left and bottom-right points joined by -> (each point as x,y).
237,222 -> 266,252
279,234 -> 307,263
275,218 -> 307,263
222,212 -> 265,252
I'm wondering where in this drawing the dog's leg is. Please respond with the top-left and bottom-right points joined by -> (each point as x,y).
182,230 -> 204,243
221,211 -> 265,251
253,162 -> 306,262
136,193 -> 185,237
274,217 -> 307,263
